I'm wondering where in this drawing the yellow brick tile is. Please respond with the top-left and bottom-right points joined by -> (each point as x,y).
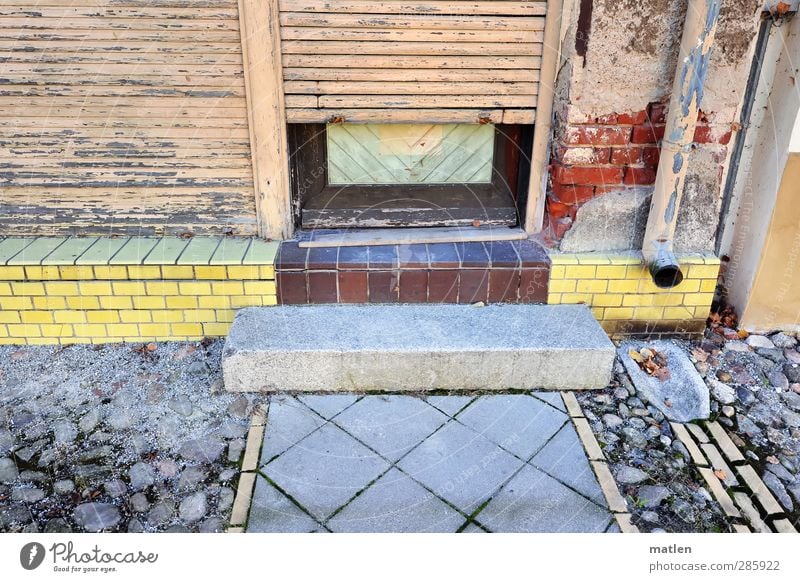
92,266 -> 129,280
145,281 -> 179,295
44,281 -> 79,295
560,293 -> 592,304
650,293 -> 685,306
0,266 -> 25,280
119,310 -> 151,323
607,279 -> 639,293
0,296 -> 33,310
663,307 -> 695,319
66,296 -> 100,310
592,294 -> 623,307
40,324 -> 73,337
674,279 -> 701,293
679,254 -> 710,265
26,337 -> 56,345
54,310 -> 86,324
632,307 -> 664,320
86,310 -> 119,324
692,306 -> 712,318
699,279 -> 717,292
606,253 -> 642,265
32,296 -> 67,310
547,293 -> 561,304
0,324 -> 7,337
202,322 -> 230,336
178,282 -> 212,295
138,323 -> 172,336
99,296 -> 133,309
215,309 -> 236,323
622,294 -> 654,307
199,295 -> 231,309
625,265 -> 649,279
0,311 -> 21,324
564,265 -> 596,279
596,265 -> 628,279
73,324 -> 107,337
58,265 -> 95,280
161,266 -> 195,279
549,254 -> 580,265
151,310 -> 183,323
549,265 -> 566,280
133,296 -> 166,309
243,281 -> 277,295
686,264 -> 720,279
172,323 -> 202,336
259,266 -> 275,279
226,265 -> 260,279
591,307 -> 605,320
112,281 -> 147,295
182,309 -> 216,323
194,266 -> 227,279
576,254 -> 610,265
230,295 -> 264,308
8,324 -> 42,337
260,295 -> 277,306
166,296 -> 198,309
576,280 -> 607,293
548,279 -> 575,293
23,266 -> 60,280
80,281 -> 114,296
127,266 -> 162,279
90,337 -> 118,345
211,281 -> 244,295
123,336 -> 147,343
683,293 -> 715,307
0,337 -> 20,344
11,282 -> 45,296
20,311 -> 54,324
603,307 -> 635,320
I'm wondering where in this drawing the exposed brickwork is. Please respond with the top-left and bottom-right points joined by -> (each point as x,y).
545,102 -> 736,244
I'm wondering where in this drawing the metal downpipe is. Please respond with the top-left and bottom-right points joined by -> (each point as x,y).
642,0 -> 722,288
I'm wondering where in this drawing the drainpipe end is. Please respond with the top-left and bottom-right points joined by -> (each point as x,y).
647,249 -> 684,288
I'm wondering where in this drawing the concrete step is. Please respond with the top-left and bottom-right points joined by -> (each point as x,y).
222,304 -> 615,392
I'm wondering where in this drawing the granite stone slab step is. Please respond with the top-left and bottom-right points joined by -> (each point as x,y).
222,303 -> 614,392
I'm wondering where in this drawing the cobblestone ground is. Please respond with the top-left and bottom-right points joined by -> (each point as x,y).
0,340 -> 265,533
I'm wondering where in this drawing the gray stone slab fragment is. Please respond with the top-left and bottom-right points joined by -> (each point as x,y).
223,304 -> 615,392
476,465 -> 612,533
455,394 -> 568,459
462,522 -> 487,532
618,341 -> 710,422
397,421 -> 524,514
326,468 -> 464,532
532,391 -> 567,411
262,422 -> 390,521
297,395 -> 360,420
247,475 -> 321,533
259,396 -> 326,465
332,396 -> 448,462
425,396 -> 474,417
529,422 -> 607,507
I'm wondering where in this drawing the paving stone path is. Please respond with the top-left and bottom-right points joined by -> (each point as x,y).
244,393 -> 617,533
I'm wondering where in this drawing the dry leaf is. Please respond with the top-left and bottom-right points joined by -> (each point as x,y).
629,349 -> 644,363
146,342 -> 157,352
691,347 -> 708,362
713,469 -> 727,481
766,455 -> 779,465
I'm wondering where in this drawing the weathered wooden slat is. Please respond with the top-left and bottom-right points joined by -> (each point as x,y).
280,40 -> 542,56
0,40 -> 244,52
0,51 -> 244,65
0,84 -> 246,98
317,94 -> 537,108
502,108 -> 536,123
283,95 -> 318,108
0,63 -> 244,75
279,13 -> 546,30
5,127 -> 250,138
0,138 -> 251,149
0,96 -> 246,108
1,75 -> 244,87
0,6 -> 240,18
1,117 -> 248,128
0,17 -> 240,30
0,166 -> 252,179
0,106 -> 248,118
284,67 -> 539,82
283,54 -> 540,70
286,108 -> 507,123
277,1 -> 547,16
280,26 -> 541,43
0,146 -> 250,158
1,0 -> 238,7
284,80 -> 538,95
0,30 -> 243,42
0,157 -> 253,169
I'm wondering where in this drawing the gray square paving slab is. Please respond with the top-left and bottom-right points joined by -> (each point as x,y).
529,422 -> 607,507
531,391 -> 567,412
425,395 -> 475,417
327,468 -> 465,532
262,422 -> 390,521
455,394 -> 568,460
297,394 -> 360,419
260,396 -> 326,464
247,475 -> 321,533
462,522 -> 487,533
397,420 -> 524,514
332,396 -> 449,461
476,464 -> 612,533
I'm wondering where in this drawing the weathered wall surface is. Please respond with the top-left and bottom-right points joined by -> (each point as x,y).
546,0 -> 763,252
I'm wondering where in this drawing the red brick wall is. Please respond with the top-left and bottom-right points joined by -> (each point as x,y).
544,102 -> 733,243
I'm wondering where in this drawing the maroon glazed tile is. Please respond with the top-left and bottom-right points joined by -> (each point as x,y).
397,243 -> 429,269
458,269 -> 489,304
484,241 -> 520,268
428,269 -> 459,303
276,241 -> 308,270
519,268 -> 549,303
457,242 -> 490,269
368,271 -> 399,303
277,271 -> 308,304
488,269 -> 520,303
337,246 -> 369,270
367,245 -> 399,270
427,243 -> 461,269
307,246 -> 339,270
513,238 -> 551,268
338,271 -> 368,303
307,271 -> 338,303
399,270 -> 428,302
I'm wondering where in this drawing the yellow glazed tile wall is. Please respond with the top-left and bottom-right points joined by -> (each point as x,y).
548,251 -> 719,337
